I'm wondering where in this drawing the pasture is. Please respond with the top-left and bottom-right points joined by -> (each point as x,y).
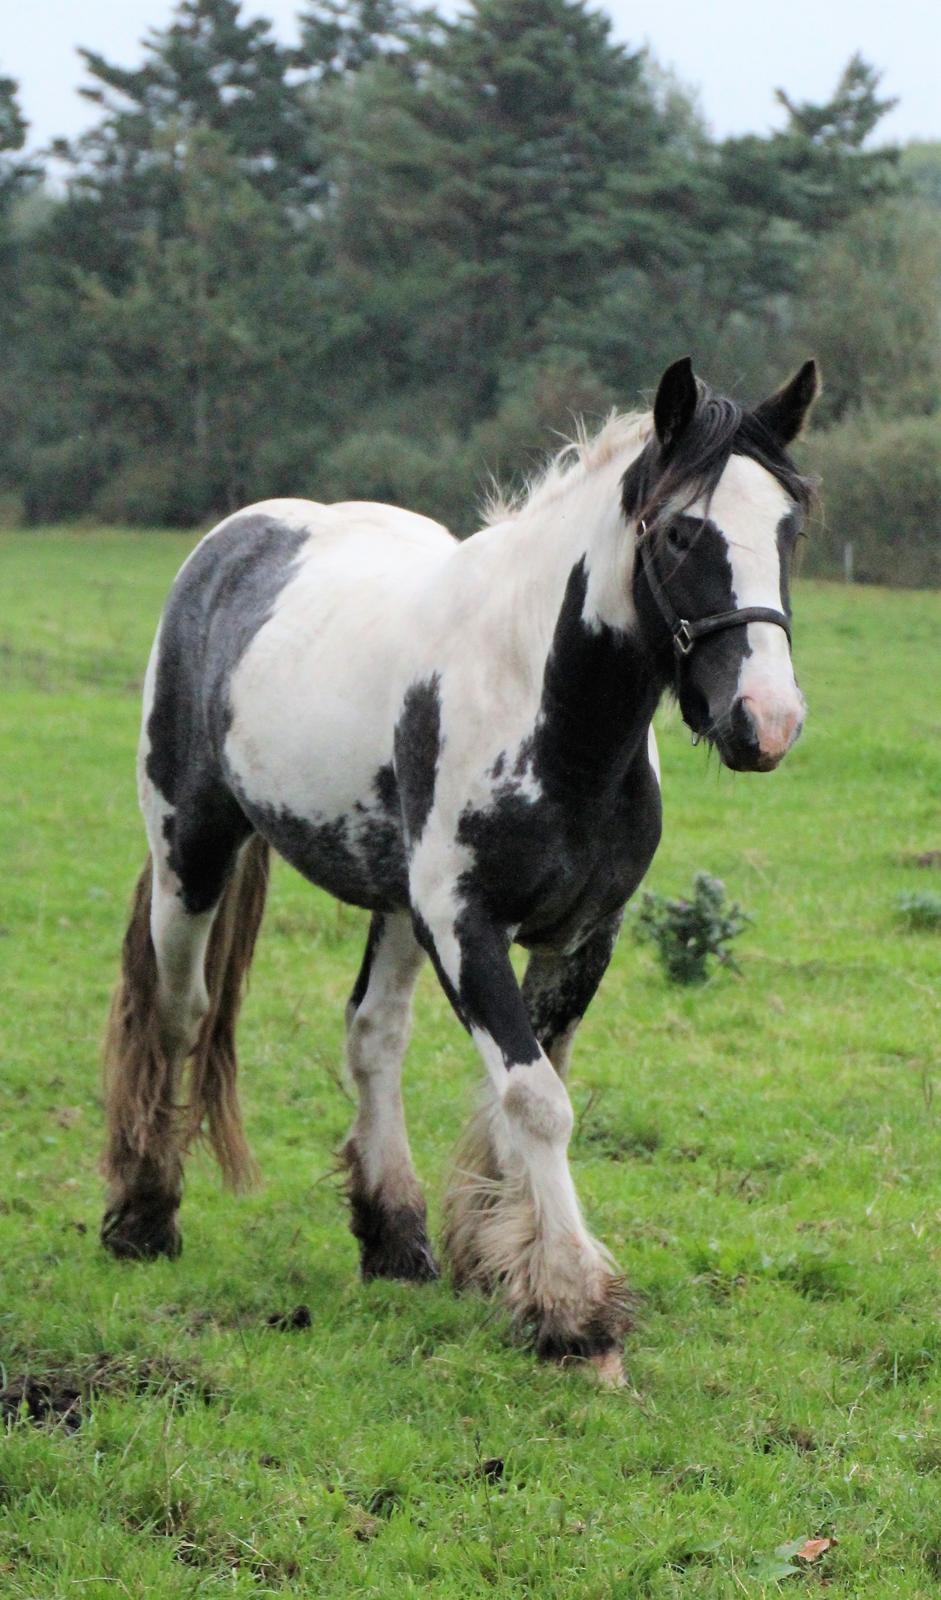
2,527 -> 941,1597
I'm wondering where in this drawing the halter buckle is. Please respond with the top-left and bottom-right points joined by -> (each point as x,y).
673,620 -> 694,657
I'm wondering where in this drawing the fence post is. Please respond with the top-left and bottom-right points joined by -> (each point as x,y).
843,541 -> 855,583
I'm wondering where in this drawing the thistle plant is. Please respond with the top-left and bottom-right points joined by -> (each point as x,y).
896,891 -> 941,932
634,872 -> 750,984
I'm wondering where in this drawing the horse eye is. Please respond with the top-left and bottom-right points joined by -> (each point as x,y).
666,523 -> 688,552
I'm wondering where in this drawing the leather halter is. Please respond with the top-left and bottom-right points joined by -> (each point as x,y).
636,518 -> 792,662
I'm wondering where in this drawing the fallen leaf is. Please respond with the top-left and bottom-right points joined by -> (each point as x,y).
796,1536 -> 835,1563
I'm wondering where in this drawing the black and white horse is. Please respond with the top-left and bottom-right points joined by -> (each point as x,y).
102,357 -> 818,1381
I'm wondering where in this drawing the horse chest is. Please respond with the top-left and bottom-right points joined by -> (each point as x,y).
455,753 -> 662,946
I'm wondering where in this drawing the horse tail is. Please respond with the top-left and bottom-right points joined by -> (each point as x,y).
102,835 -> 269,1198
102,854 -> 174,1201
187,835 -> 269,1188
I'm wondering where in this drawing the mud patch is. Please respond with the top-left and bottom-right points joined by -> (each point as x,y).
759,1423 -> 818,1454
266,1304 -> 312,1331
0,1375 -> 83,1432
1,1353 -> 219,1432
574,1100 -> 662,1162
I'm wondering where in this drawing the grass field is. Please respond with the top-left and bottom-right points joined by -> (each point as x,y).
2,528 -> 941,1598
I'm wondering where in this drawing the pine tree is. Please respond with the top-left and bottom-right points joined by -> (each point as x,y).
0,73 -> 41,484
319,0 -> 696,415
47,130 -> 324,521
717,54 -> 899,280
53,0 -> 320,269
298,0 -> 414,80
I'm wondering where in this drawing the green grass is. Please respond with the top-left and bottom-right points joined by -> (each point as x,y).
2,527 -> 941,1598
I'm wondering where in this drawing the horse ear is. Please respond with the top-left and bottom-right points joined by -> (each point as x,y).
754,359 -> 821,446
653,356 -> 698,452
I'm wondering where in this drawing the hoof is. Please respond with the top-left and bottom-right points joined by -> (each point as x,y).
100,1198 -> 182,1261
361,1235 -> 440,1284
350,1194 -> 440,1284
528,1277 -> 635,1368
588,1349 -> 628,1388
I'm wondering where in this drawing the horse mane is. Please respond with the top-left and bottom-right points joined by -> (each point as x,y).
621,384 -> 816,526
481,411 -> 652,527
482,384 -> 815,531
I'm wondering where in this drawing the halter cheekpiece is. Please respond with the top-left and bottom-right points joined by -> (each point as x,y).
636,517 -> 792,662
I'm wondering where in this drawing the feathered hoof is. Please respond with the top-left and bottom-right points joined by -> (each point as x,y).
524,1276 -> 636,1371
100,1197 -> 182,1261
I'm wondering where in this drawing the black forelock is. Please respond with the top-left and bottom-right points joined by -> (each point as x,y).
622,382 -> 815,529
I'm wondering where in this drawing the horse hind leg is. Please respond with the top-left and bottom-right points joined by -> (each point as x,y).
342,911 -> 437,1282
101,790 -> 266,1259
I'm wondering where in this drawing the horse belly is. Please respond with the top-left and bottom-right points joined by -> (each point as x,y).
239,777 -> 409,912
220,558 -> 422,910
222,656 -> 408,909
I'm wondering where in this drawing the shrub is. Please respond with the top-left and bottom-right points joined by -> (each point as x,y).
896,891 -> 941,932
800,411 -> 941,588
634,872 -> 750,984
91,451 -> 220,527
21,433 -> 122,524
317,428 -> 471,531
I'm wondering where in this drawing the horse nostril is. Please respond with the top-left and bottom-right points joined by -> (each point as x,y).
736,692 -> 803,766
730,697 -> 760,750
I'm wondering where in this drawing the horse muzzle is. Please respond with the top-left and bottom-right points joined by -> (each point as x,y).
716,691 -> 805,772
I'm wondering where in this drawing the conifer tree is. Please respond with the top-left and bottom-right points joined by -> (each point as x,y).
320,0 -> 695,414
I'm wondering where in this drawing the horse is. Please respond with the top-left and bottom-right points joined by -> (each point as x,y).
101,355 -> 819,1382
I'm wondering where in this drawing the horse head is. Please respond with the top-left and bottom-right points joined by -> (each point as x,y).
625,356 -> 820,772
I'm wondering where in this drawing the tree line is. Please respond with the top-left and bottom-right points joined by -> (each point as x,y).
1,0 -> 939,583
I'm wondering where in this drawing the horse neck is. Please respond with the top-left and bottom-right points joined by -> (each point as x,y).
488,447 -> 667,793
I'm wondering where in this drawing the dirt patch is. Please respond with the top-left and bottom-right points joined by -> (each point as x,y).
0,1375 -> 83,1432
266,1304 -> 312,1331
575,1119 -> 662,1162
901,850 -> 941,869
1,1352 -> 218,1432
760,1423 -> 818,1454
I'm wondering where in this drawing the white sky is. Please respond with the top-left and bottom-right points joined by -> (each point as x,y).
5,0 -> 940,155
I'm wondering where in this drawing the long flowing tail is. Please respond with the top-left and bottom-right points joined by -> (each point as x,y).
102,835 -> 270,1204
189,835 -> 269,1186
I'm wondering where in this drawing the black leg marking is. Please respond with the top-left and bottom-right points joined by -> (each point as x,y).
164,781 -> 252,915
522,915 -> 623,1068
101,1157 -> 182,1261
344,1146 -> 438,1283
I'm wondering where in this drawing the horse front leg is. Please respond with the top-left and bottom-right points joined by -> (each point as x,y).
445,915 -> 624,1253
521,915 -> 624,1078
414,883 -> 629,1375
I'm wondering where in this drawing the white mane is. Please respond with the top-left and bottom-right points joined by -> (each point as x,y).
482,410 -> 653,527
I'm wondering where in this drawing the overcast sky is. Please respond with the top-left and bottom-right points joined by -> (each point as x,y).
6,0 -> 940,156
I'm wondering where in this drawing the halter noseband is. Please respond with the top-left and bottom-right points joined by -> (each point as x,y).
636,517 -> 792,663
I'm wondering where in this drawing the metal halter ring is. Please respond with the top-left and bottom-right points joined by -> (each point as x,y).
673,620 -> 694,656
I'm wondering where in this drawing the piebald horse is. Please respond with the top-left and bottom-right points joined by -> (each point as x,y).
102,357 -> 818,1380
